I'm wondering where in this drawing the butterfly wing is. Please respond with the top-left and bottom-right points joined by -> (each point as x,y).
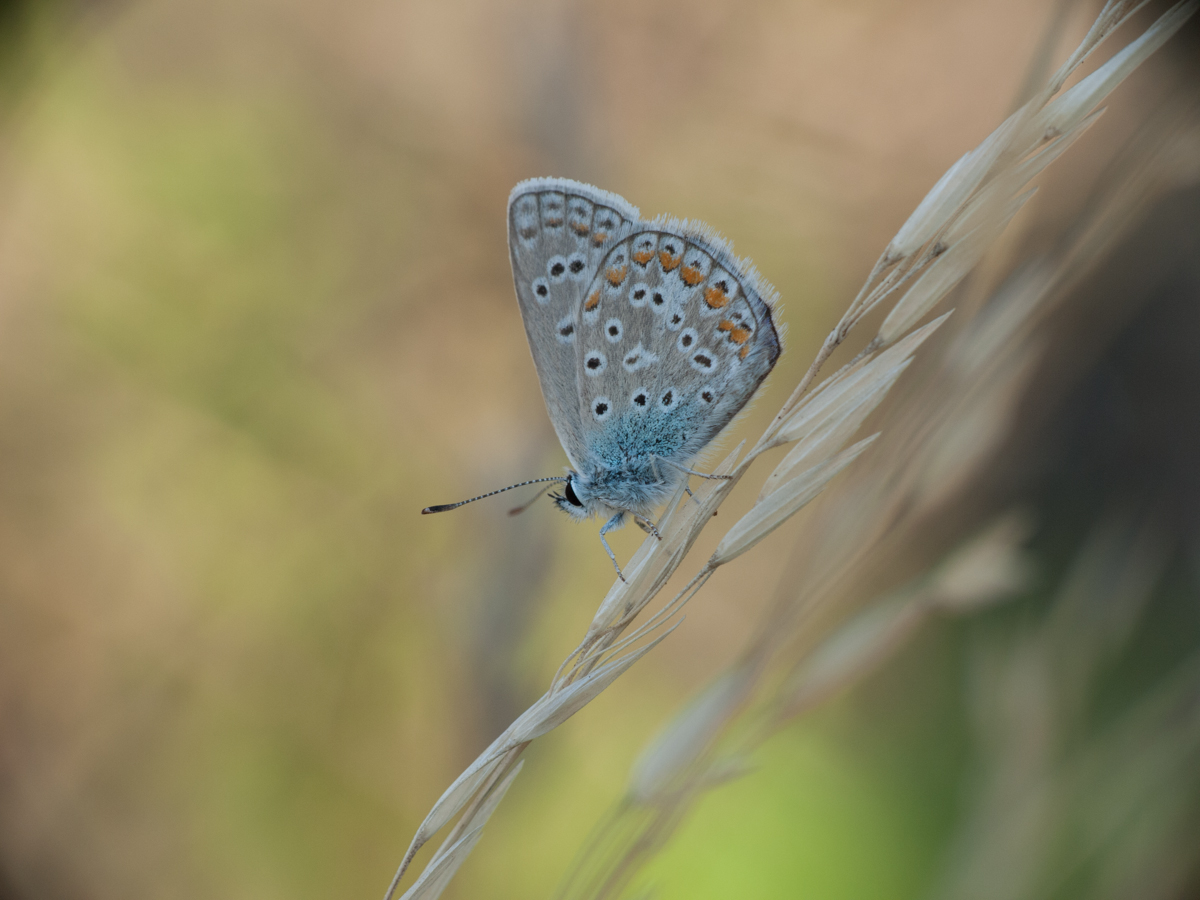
508,178 -> 639,468
572,222 -> 781,471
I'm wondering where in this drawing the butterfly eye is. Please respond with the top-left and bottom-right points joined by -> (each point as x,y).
563,479 -> 584,507
690,351 -> 716,373
567,253 -> 587,276
591,397 -> 612,421
701,388 -> 715,403
532,277 -> 551,304
604,318 -> 623,343
630,387 -> 649,410
659,388 -> 676,410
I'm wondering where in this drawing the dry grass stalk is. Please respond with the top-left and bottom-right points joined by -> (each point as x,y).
383,4 -> 1197,898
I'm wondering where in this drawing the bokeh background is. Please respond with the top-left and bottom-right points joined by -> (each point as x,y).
0,1 -> 1198,898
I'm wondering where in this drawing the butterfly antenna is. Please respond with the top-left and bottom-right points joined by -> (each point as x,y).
507,484 -> 554,516
422,477 -> 567,515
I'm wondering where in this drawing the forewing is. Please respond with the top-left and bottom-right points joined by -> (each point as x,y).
573,224 -> 782,468
508,178 -> 639,467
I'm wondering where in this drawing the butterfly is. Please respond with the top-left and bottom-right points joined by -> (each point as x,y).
424,178 -> 782,579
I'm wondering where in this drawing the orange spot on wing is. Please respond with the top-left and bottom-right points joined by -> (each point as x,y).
680,265 -> 704,286
545,217 -> 563,227
585,291 -> 601,311
718,319 -> 735,332
659,250 -> 682,271
739,345 -> 750,360
571,222 -> 590,236
592,232 -> 608,245
729,327 -> 751,344
705,286 -> 730,309
632,249 -> 654,265
605,265 -> 628,286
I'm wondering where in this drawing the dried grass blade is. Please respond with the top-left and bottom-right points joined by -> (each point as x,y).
781,593 -> 928,718
884,106 -> 1027,261
879,189 -> 1035,345
511,628 -> 676,743
760,363 -> 908,501
945,262 -> 1053,376
911,337 -> 1044,510
927,512 -> 1034,612
950,110 -> 1104,247
397,825 -> 486,900
1029,0 -> 1197,147
630,666 -> 754,801
386,752 -> 507,898
575,570 -> 711,679
1006,109 -> 1105,191
696,756 -> 756,789
1047,0 -> 1153,92
712,436 -> 878,567
774,313 -> 950,448
441,760 -> 524,852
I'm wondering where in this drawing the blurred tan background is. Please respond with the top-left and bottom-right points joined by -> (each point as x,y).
0,1 -> 1197,898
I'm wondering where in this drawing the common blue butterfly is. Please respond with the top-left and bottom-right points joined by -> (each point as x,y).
424,178 -> 781,578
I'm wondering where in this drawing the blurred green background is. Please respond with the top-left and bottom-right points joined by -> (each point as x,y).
0,1 -> 1198,898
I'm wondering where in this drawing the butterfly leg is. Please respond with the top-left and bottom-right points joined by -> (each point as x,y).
630,513 -> 661,540
599,512 -> 628,582
650,456 -> 694,498
652,457 -> 722,507
654,457 -> 735,481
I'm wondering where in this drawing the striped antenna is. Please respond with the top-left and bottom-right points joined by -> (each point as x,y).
421,476 -> 567,514
508,484 -> 555,516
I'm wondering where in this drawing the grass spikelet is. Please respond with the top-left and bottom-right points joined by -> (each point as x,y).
629,666 -> 755,803
711,435 -> 878,566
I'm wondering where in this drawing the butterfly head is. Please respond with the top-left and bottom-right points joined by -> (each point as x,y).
549,472 -> 600,521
